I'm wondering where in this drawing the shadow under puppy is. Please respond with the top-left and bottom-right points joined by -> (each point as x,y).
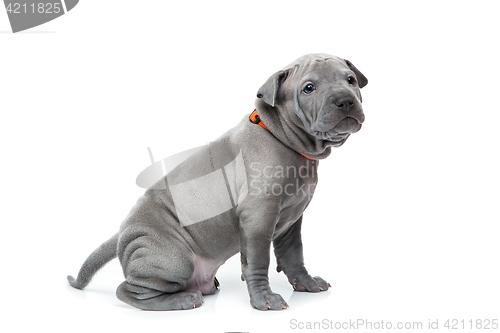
68,53 -> 368,311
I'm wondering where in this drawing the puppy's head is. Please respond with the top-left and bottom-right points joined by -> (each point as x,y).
257,54 -> 368,147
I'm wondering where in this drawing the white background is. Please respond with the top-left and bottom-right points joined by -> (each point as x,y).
1,1 -> 499,332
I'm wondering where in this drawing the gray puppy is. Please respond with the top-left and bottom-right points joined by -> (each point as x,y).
68,54 -> 368,311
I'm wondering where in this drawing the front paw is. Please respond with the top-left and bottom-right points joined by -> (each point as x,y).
250,290 -> 289,310
291,275 -> 330,292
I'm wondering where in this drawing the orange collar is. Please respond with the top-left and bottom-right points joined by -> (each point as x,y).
249,110 -> 316,160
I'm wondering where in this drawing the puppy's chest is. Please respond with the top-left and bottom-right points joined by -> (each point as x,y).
274,167 -> 318,232
245,159 -> 319,236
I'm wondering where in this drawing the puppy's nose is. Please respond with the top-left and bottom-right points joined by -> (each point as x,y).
332,96 -> 355,112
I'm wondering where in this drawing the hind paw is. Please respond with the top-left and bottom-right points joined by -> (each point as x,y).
175,290 -> 204,309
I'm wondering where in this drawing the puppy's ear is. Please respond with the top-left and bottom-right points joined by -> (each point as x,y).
344,59 -> 368,88
256,69 -> 290,107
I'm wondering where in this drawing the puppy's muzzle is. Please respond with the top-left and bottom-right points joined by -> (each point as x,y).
314,93 -> 364,134
327,94 -> 363,134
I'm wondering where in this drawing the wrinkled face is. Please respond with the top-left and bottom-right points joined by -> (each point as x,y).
288,56 -> 365,145
257,54 -> 368,148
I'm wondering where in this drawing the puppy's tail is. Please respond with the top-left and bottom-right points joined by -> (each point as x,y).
67,233 -> 119,290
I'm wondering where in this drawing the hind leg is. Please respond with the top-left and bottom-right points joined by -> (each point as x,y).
116,281 -> 203,310
117,225 -> 203,310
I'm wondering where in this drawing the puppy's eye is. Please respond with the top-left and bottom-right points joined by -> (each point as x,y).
303,84 -> 316,94
347,76 -> 357,85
